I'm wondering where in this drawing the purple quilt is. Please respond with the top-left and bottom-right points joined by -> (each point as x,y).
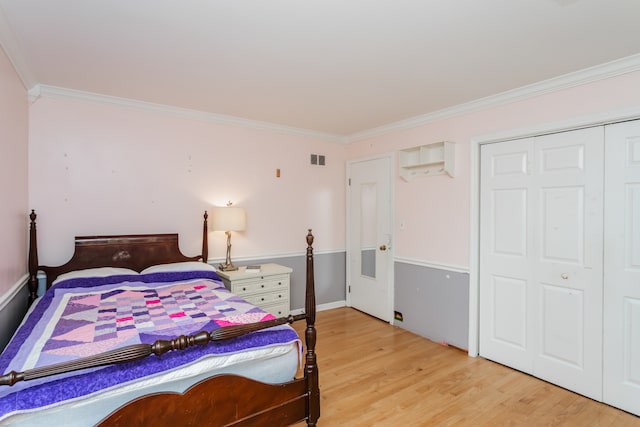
0,271 -> 300,421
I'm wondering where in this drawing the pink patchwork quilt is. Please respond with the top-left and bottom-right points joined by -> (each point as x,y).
0,270 -> 299,420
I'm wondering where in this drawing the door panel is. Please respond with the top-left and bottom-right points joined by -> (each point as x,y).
540,187 -> 584,263
493,189 -> 527,256
539,144 -> 585,172
604,120 -> 640,415
539,283 -> 584,367
348,156 -> 392,322
492,275 -> 527,349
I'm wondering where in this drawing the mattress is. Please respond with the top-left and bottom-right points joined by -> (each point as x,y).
2,342 -> 299,426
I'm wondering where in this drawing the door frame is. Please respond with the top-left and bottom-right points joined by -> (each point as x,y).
469,106 -> 640,357
346,153 -> 396,323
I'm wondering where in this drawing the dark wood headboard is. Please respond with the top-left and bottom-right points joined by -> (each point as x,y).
28,210 -> 209,302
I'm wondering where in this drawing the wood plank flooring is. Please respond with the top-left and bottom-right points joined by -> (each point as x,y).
292,307 -> 640,426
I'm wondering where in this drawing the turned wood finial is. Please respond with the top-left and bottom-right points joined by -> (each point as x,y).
202,210 -> 209,263
28,210 -> 39,305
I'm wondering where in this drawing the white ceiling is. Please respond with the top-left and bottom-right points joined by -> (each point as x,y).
1,0 -> 640,138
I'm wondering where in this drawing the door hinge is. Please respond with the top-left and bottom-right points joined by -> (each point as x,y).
348,285 -> 351,293
348,178 -> 351,186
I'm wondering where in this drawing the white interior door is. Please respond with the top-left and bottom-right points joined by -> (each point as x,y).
347,156 -> 393,322
480,127 -> 604,400
603,119 -> 640,415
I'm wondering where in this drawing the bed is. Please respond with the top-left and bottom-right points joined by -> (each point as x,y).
0,211 -> 320,426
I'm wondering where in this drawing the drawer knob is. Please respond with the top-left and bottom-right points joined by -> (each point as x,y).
261,284 -> 264,288
278,282 -> 282,285
242,287 -> 246,291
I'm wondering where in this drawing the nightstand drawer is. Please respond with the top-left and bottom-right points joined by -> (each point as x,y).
245,291 -> 288,306
262,301 -> 290,317
232,275 -> 289,295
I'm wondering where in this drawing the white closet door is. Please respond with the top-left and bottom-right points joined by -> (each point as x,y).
480,127 -> 604,400
532,128 -> 604,401
603,119 -> 640,415
480,138 -> 535,373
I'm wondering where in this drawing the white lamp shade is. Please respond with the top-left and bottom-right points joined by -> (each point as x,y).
211,206 -> 246,232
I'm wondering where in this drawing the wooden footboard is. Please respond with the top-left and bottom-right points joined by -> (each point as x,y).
14,212 -> 320,426
98,374 -> 309,427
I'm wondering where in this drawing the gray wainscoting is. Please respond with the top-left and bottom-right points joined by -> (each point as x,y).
240,251 -> 346,312
0,281 -> 30,352
394,262 -> 469,350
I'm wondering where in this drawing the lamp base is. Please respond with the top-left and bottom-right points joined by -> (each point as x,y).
218,262 -> 238,272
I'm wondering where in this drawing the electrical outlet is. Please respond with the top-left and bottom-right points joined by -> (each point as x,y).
310,154 -> 318,165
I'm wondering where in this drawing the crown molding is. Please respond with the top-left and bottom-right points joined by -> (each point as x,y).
347,53 -> 640,142
12,43 -> 640,145
29,84 -> 349,144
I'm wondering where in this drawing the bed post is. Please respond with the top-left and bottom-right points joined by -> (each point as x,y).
202,211 -> 209,263
28,210 -> 39,304
305,229 -> 320,426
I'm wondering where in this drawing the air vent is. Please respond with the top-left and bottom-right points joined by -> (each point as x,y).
310,154 -> 326,166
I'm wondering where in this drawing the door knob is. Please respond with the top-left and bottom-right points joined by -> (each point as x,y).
379,245 -> 387,251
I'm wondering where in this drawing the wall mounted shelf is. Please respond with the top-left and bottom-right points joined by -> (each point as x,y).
398,141 -> 455,181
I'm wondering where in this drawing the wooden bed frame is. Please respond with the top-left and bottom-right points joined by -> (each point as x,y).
2,210 -> 320,426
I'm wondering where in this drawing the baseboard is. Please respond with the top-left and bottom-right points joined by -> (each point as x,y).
291,300 -> 346,315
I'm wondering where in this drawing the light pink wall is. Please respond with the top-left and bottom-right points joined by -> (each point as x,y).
0,45 -> 28,294
29,96 -> 346,266
26,70 -> 640,271
347,71 -> 640,268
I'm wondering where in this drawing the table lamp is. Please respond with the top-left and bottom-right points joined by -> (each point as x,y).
212,202 -> 246,271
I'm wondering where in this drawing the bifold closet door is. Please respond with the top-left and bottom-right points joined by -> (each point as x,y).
603,119 -> 640,416
480,127 -> 604,400
531,129 -> 603,401
479,138 -> 535,374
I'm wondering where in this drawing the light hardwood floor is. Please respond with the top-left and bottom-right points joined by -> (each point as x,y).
293,307 -> 640,427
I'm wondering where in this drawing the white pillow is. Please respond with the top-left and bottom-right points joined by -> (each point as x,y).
53,267 -> 139,285
140,261 -> 217,274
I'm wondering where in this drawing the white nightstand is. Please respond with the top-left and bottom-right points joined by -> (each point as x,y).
216,263 -> 292,317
